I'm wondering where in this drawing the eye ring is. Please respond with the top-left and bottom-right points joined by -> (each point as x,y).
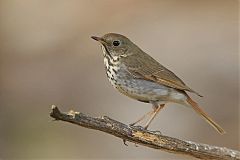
112,40 -> 120,46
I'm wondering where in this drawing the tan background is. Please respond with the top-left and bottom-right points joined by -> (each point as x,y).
0,0 -> 239,159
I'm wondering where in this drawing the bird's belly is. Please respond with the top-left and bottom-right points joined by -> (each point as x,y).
115,78 -> 187,103
103,57 -> 187,103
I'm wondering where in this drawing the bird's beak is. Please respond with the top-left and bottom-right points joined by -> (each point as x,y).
91,36 -> 104,42
91,36 -> 107,46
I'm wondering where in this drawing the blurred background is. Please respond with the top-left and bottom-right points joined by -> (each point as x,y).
0,0 -> 239,159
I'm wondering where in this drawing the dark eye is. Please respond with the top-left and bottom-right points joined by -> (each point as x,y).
112,40 -> 120,46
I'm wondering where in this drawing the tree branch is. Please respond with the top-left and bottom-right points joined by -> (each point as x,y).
50,105 -> 239,160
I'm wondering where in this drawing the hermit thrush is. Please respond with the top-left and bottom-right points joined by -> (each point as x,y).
91,33 -> 225,134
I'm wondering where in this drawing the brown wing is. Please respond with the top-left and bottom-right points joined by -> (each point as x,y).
124,53 -> 202,97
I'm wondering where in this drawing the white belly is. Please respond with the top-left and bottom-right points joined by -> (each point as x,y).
116,78 -> 187,104
100,45 -> 187,104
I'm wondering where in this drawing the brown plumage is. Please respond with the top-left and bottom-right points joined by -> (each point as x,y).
186,96 -> 225,134
124,53 -> 203,97
92,33 -> 225,134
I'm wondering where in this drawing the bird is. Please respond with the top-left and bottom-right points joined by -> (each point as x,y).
91,33 -> 225,134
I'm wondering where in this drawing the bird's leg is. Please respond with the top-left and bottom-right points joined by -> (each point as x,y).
129,110 -> 154,126
144,104 -> 165,130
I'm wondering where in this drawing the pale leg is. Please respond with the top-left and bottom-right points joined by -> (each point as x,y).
129,110 -> 154,126
144,104 -> 165,129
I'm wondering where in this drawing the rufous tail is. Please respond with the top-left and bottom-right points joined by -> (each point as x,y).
186,97 -> 226,134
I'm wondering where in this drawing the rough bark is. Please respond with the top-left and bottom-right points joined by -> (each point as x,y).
50,105 -> 239,160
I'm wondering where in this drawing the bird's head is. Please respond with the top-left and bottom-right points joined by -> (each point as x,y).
91,33 -> 137,58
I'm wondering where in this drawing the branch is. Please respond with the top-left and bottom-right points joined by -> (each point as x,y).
50,105 -> 239,160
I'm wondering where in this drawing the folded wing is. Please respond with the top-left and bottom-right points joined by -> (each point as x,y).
124,53 -> 202,97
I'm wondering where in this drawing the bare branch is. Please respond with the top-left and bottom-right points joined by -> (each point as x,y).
50,105 -> 239,160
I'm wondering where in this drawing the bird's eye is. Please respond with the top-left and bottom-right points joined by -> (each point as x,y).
112,40 -> 120,46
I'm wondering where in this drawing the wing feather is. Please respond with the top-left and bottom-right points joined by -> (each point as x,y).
124,53 -> 202,97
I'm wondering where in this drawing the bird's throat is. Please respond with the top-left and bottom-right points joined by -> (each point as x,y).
101,44 -> 113,59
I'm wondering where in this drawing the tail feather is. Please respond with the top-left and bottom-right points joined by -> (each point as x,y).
186,97 -> 226,134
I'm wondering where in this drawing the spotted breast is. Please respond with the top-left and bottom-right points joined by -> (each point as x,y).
101,45 -> 121,87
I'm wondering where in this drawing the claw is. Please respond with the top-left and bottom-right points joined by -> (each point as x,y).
129,123 -> 135,126
148,130 -> 162,135
129,125 -> 145,131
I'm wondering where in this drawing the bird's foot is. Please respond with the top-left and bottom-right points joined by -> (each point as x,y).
129,122 -> 136,127
147,130 -> 162,135
129,124 -> 161,135
128,125 -> 145,131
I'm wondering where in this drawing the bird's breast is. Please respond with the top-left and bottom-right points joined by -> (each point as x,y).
101,46 -> 187,103
103,55 -> 121,87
